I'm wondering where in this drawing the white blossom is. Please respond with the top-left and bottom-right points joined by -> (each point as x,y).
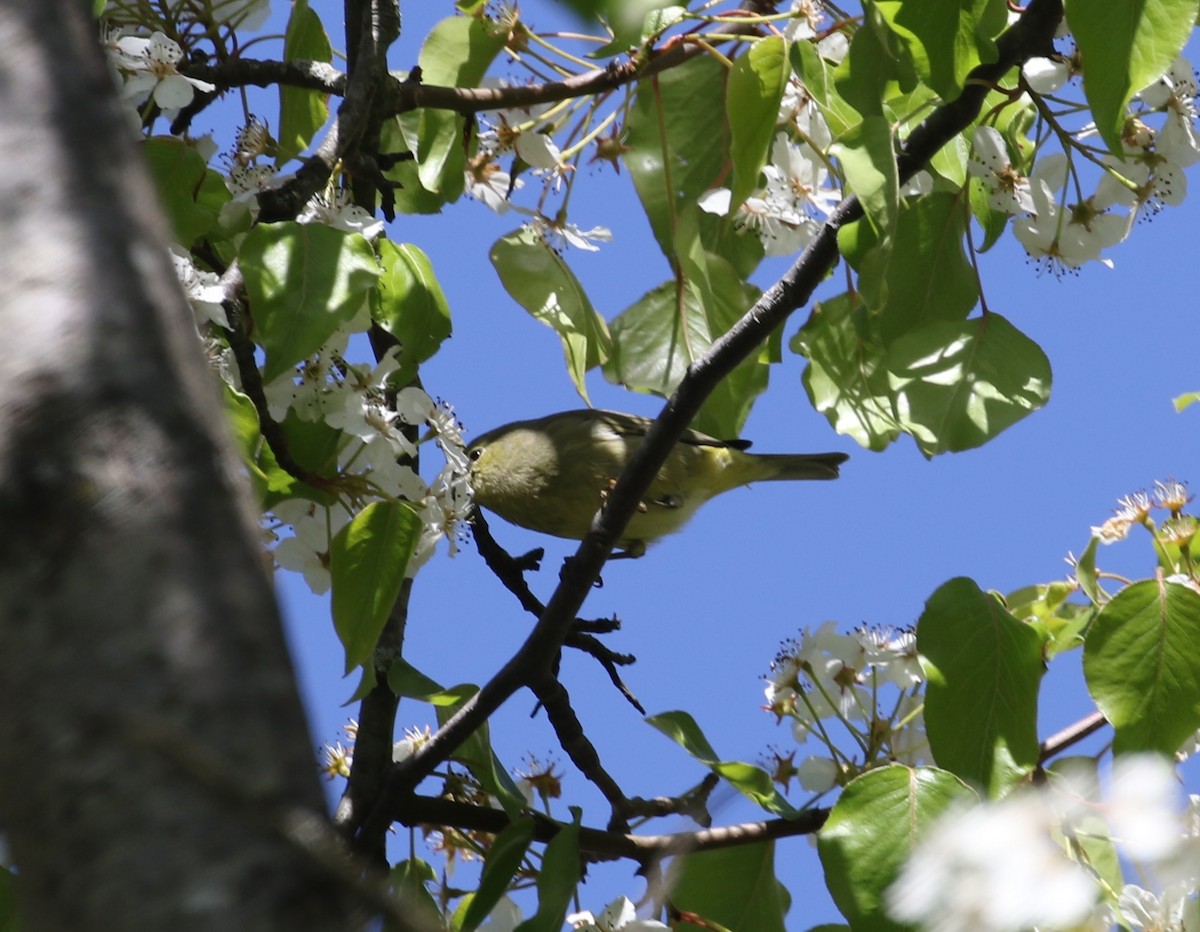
113,32 -> 214,112
968,125 -> 1034,215
886,793 -> 1098,932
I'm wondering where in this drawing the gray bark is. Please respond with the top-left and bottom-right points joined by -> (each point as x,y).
0,1 -> 356,928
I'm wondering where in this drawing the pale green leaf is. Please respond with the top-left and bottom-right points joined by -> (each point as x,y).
792,292 -> 902,451
489,228 -> 611,403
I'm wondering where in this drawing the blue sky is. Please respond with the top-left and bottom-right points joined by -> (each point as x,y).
235,2 -> 1200,925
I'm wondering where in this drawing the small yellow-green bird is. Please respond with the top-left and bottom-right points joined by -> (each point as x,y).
467,409 -> 848,555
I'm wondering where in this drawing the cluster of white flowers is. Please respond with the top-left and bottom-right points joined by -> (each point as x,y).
765,621 -> 926,793
465,81 -> 615,252
260,336 -> 473,593
1090,478 -> 1193,544
974,51 -> 1200,273
887,754 -> 1200,932
699,20 -> 847,258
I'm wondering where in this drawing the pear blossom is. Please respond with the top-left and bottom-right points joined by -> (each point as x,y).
1013,155 -> 1125,271
886,793 -> 1098,932
968,126 -> 1034,214
113,32 -> 214,111
170,246 -> 228,328
1139,57 -> 1200,167
466,158 -> 522,213
1023,55 -> 1072,95
1117,884 -> 1197,931
298,189 -> 385,240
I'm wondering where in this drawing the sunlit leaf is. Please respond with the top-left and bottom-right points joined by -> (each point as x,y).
1084,578 -> 1200,754
240,222 -> 381,382
819,765 -> 975,930
490,228 -> 611,402
886,313 -> 1051,456
728,37 -> 790,210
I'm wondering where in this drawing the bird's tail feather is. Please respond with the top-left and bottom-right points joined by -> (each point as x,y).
754,452 -> 848,481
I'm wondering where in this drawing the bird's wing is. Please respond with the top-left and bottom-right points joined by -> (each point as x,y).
598,410 -> 752,451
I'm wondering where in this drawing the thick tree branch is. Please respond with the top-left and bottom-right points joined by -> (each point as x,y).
357,0 -> 1065,847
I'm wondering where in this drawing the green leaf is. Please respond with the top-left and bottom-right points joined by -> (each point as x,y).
1075,535 -> 1103,604
886,313 -> 1052,457
626,55 -> 729,259
1067,0 -> 1200,152
842,192 -> 977,342
434,686 -> 528,817
917,578 -> 1046,795
240,222 -> 381,382
604,252 -> 767,438
831,116 -> 899,235
1004,582 -> 1093,658
833,15 -> 893,118
728,37 -> 790,210
647,711 -> 796,815
387,657 -> 444,698
330,502 -> 422,673
278,0 -> 331,162
587,2 -> 688,57
489,228 -> 611,402
515,814 -> 581,932
792,292 -> 902,451
460,818 -> 537,932
409,16 -> 508,197
143,138 -> 222,246
419,15 -> 508,87
818,765 -> 975,930
1083,578 -> 1200,754
968,174 -> 1010,251
375,241 -> 453,382
872,0 -> 1006,100
668,844 -> 787,932
389,859 -> 444,932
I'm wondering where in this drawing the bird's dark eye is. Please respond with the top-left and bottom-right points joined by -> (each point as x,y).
468,447 -> 483,462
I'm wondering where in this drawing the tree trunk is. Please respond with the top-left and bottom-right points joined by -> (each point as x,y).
0,1 -> 355,928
